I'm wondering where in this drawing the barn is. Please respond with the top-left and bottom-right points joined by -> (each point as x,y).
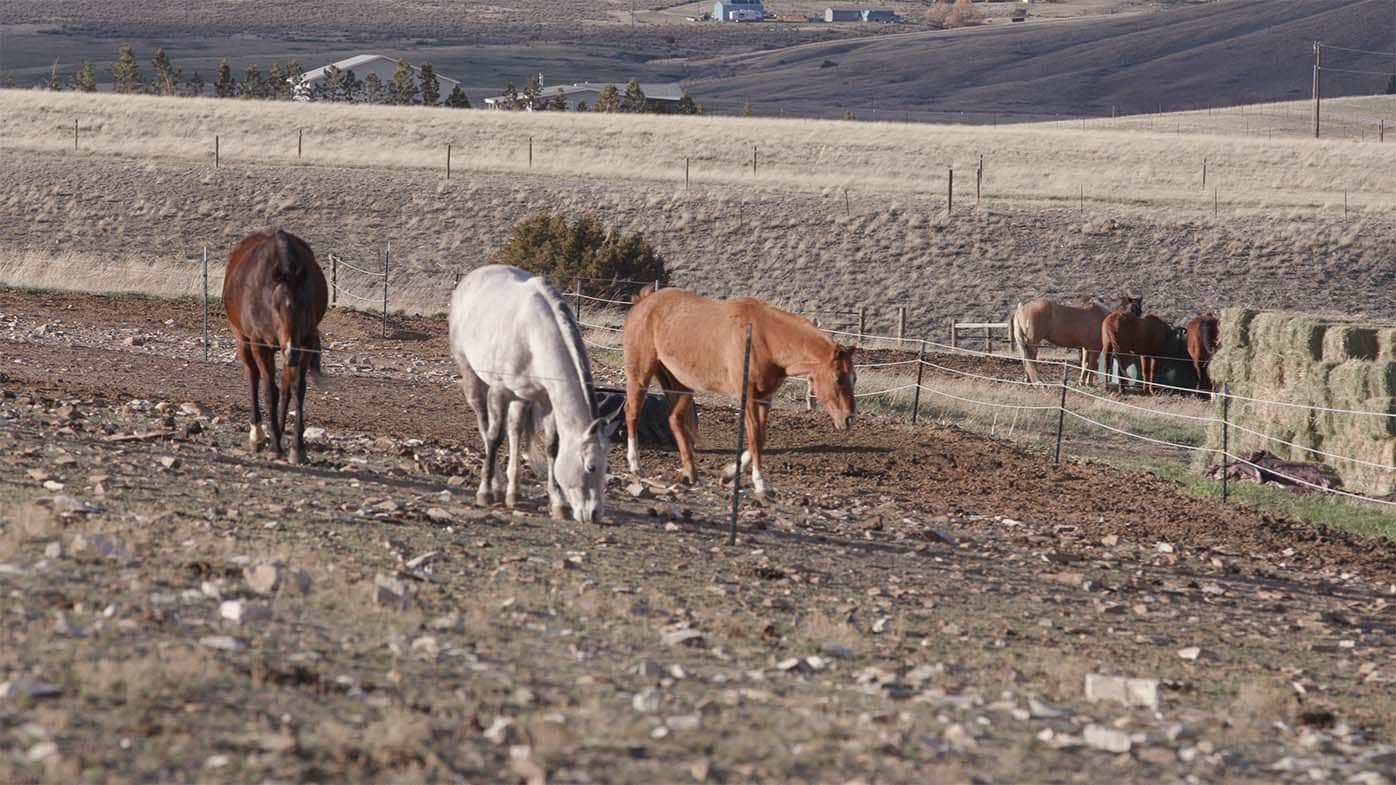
862,9 -> 897,22
713,0 -> 765,21
824,8 -> 862,22
295,55 -> 461,103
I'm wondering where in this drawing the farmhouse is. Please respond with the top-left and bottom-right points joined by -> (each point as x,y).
482,81 -> 685,111
295,54 -> 461,103
713,0 -> 765,21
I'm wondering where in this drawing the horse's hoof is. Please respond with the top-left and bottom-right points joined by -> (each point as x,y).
505,493 -> 518,509
476,492 -> 492,507
549,505 -> 566,521
289,448 -> 305,465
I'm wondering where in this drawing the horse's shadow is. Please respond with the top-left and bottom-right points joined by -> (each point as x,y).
690,443 -> 890,458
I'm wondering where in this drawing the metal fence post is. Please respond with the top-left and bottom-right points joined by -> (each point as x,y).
73,120 -> 78,152
330,254 -> 337,306
857,306 -> 866,337
215,134 -> 220,168
1054,365 -> 1069,465
298,128 -> 303,160
1220,383 -> 1231,502
528,136 -> 533,168
202,246 -> 209,361
573,279 -> 583,319
947,167 -> 953,213
729,323 -> 754,546
896,306 -> 906,341
911,340 -> 925,424
685,156 -> 690,190
382,246 -> 389,339
446,143 -> 451,179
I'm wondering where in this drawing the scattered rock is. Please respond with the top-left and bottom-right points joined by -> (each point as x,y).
219,600 -> 272,624
1028,698 -> 1073,720
0,680 -> 63,699
636,658 -> 665,678
52,612 -> 87,637
922,527 -> 958,546
661,626 -> 705,648
1178,646 -> 1220,662
633,687 -> 662,713
822,642 -> 856,660
199,635 -> 244,652
27,741 -> 58,762
626,481 -> 651,499
1084,724 -> 1133,753
665,714 -> 702,732
70,532 -> 129,563
483,716 -> 517,745
425,508 -> 453,523
52,496 -> 104,517
372,573 -> 414,610
508,746 -> 546,785
244,562 -> 283,594
43,541 -> 62,559
159,456 -> 180,470
1085,673 -> 1159,710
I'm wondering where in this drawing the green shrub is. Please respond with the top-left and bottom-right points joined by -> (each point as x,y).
493,214 -> 667,289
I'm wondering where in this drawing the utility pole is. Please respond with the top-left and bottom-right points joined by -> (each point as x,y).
1313,40 -> 1322,139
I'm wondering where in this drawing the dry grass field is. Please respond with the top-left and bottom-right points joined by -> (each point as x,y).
1,90 -> 1394,337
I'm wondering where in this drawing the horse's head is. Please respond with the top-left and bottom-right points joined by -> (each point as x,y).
555,416 -> 619,524
811,344 -> 857,431
1201,315 -> 1220,357
1117,296 -> 1143,317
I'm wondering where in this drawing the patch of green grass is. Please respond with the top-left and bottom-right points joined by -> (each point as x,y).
1137,460 -> 1396,540
2,285 -> 61,295
100,290 -> 160,300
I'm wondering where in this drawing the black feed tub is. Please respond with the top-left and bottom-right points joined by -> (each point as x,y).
592,387 -> 689,447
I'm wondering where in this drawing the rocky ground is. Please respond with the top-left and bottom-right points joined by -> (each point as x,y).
3,289 -> 1396,784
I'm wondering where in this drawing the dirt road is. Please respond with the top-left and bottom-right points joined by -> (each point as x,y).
3,290 -> 1396,784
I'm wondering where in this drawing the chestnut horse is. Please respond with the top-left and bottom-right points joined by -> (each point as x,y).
1101,307 -> 1170,393
1185,315 -> 1220,393
1011,296 -> 1141,384
223,229 -> 328,463
623,287 -> 856,497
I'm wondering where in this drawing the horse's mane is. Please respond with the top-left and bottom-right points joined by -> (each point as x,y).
533,278 -> 595,412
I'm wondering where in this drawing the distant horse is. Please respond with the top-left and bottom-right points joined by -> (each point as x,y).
622,286 -> 856,498
223,229 -> 328,463
1185,315 -> 1220,393
449,265 -> 616,524
1011,296 -> 1141,384
1101,306 -> 1171,393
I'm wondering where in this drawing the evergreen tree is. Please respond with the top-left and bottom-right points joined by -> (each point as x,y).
621,78 -> 646,113
1387,75 -> 1396,95
388,59 -> 419,104
46,61 -> 64,92
362,72 -> 386,104
547,87 -> 568,111
2,72 -> 14,89
740,99 -> 752,117
676,89 -> 699,115
214,59 -> 237,98
499,82 -> 521,110
575,99 -> 589,112
338,68 -> 362,102
521,73 -> 543,109
418,63 -> 440,105
595,83 -> 619,112
268,62 -> 287,99
313,64 -> 342,102
242,64 -> 267,98
75,61 -> 98,92
284,60 -> 305,99
444,84 -> 470,108
151,47 -> 180,95
183,71 -> 205,97
112,45 -> 144,94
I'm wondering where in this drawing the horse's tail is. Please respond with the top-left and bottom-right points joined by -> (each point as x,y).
1010,303 -> 1029,359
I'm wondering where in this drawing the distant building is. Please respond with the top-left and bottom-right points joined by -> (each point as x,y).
861,8 -> 897,22
713,0 -> 764,21
824,8 -> 862,22
483,81 -> 685,111
296,54 -> 461,102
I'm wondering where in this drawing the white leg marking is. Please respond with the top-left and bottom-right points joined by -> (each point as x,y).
627,436 -> 640,473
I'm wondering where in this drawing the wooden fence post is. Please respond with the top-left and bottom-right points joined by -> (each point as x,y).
1220,383 -> 1231,502
446,143 -> 451,179
896,306 -> 906,341
947,168 -> 953,213
202,246 -> 209,362
949,320 -> 957,350
529,136 -> 533,168
73,119 -> 78,151
857,306 -> 866,337
330,254 -> 338,306
685,157 -> 690,190
983,325 -> 992,353
752,145 -> 758,176
382,246 -> 389,339
215,135 -> 220,168
911,341 -> 925,424
298,129 -> 303,160
1054,365 -> 1069,465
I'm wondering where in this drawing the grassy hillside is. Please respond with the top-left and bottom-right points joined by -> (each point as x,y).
1,91 -> 1392,338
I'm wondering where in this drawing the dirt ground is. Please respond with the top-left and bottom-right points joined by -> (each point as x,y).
4,289 -> 1396,784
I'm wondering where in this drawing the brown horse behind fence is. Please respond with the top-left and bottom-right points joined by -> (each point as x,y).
1185,315 -> 1220,393
1011,296 -> 1141,384
223,229 -> 329,463
622,286 -> 857,498
1101,308 -> 1171,394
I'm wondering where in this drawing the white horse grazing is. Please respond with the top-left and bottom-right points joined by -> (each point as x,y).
448,265 -> 616,523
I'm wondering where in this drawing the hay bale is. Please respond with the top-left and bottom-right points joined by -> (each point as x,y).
1219,307 -> 1260,349
1281,317 -> 1327,362
1322,326 -> 1380,363
1378,327 -> 1396,362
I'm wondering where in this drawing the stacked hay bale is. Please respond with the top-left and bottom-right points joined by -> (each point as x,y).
1205,308 -> 1396,497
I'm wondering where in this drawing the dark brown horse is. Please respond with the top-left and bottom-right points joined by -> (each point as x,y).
223,229 -> 328,463
1185,315 -> 1220,392
1101,306 -> 1170,393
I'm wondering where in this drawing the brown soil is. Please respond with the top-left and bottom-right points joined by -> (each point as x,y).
3,289 -> 1396,784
